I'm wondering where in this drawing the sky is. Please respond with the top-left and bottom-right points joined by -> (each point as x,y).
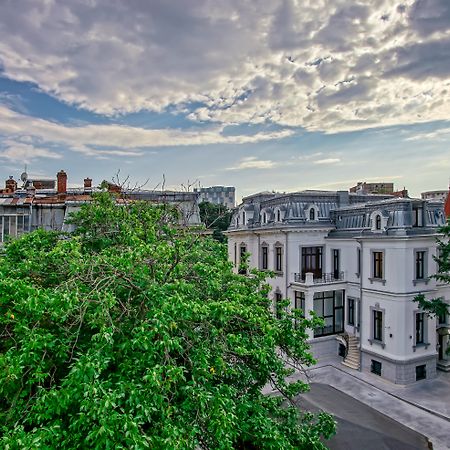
0,0 -> 449,201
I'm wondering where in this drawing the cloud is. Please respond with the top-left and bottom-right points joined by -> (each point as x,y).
313,158 -> 341,165
0,0 -> 449,135
0,140 -> 62,163
225,156 -> 279,170
0,105 -> 294,160
404,127 -> 450,141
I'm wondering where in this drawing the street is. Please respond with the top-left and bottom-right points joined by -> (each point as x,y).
296,383 -> 430,450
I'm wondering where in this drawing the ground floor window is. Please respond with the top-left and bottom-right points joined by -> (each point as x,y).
415,364 -> 426,381
313,290 -> 344,337
415,312 -> 425,344
373,310 -> 383,341
371,360 -> 382,376
348,298 -> 355,326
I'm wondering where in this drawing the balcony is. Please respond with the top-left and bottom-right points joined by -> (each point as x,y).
293,271 -> 345,285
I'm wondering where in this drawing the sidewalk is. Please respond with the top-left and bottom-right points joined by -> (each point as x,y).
266,357 -> 450,450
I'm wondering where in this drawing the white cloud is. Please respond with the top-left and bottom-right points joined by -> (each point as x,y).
0,0 -> 449,134
313,158 -> 341,165
404,127 -> 450,141
0,141 -> 62,163
226,156 -> 279,171
0,105 -> 294,160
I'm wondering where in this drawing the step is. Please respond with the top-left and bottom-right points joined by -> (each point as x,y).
342,361 -> 360,370
345,356 -> 360,364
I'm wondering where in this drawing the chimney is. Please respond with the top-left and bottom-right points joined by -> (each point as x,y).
84,177 -> 92,189
5,176 -> 17,193
57,170 -> 67,194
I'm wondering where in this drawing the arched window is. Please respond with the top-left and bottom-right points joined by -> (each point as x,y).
277,209 -> 281,222
263,212 -> 267,224
309,208 -> 315,221
375,214 -> 381,230
242,211 -> 246,224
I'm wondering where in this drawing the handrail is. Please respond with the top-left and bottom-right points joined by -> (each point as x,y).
293,271 -> 345,284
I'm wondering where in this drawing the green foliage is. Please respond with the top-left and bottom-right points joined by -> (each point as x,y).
414,218 -> 450,318
0,193 -> 334,449
199,201 -> 232,243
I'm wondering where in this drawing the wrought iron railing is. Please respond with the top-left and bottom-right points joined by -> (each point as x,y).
293,271 -> 345,284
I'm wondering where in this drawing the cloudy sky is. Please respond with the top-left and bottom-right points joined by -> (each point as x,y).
0,0 -> 449,200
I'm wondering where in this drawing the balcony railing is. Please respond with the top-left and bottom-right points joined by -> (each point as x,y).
293,271 -> 345,284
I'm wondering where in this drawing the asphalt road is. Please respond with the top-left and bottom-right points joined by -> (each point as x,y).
295,383 -> 431,450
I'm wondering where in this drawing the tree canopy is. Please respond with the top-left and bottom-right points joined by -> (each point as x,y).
199,201 -> 233,243
0,193 -> 334,449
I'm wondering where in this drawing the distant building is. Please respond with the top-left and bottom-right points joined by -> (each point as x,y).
350,182 -> 394,195
194,186 -> 235,209
421,190 -> 448,202
0,170 -> 201,244
350,181 -> 408,198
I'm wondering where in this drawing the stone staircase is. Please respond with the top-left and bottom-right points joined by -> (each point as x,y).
342,334 -> 361,370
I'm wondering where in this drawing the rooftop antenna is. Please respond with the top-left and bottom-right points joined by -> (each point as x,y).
20,164 -> 28,187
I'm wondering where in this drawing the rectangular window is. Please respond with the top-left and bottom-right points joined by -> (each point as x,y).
415,312 -> 425,344
3,216 -> 10,240
313,290 -> 344,337
301,246 -> 323,278
24,214 -> 30,232
373,310 -> 383,341
275,246 -> 282,272
275,292 -> 283,319
294,291 -> 305,327
261,246 -> 268,270
415,251 -> 426,280
333,249 -> 340,279
234,243 -> 237,266
373,251 -> 383,279
239,245 -> 247,275
371,360 -> 382,376
416,364 -> 426,381
348,298 -> 355,326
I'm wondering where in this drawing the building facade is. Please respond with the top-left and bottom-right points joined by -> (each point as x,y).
227,190 -> 450,384
0,170 -> 201,244
194,186 -> 235,209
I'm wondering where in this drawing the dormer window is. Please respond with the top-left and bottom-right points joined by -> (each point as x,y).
262,212 -> 267,224
276,209 -> 281,222
309,208 -> 315,221
375,215 -> 381,230
242,211 -> 246,224
370,210 -> 385,232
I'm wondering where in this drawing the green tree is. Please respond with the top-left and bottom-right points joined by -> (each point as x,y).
415,218 -> 450,352
199,201 -> 233,243
0,193 -> 334,449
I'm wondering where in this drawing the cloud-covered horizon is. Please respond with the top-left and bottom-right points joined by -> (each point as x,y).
0,0 -> 449,197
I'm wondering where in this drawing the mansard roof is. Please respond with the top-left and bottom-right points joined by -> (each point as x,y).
228,189 -> 446,235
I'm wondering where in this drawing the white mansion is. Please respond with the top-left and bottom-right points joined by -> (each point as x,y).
226,190 -> 450,384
